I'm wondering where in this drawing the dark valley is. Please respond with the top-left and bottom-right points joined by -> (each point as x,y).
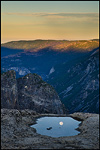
1,39 -> 99,114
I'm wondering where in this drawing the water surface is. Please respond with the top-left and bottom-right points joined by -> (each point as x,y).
30,116 -> 81,137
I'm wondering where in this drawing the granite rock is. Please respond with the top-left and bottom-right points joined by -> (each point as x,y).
1,109 -> 99,149
1,71 -> 65,114
1,70 -> 18,109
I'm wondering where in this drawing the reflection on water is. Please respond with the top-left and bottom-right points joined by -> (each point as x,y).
30,117 -> 81,137
59,121 -> 63,126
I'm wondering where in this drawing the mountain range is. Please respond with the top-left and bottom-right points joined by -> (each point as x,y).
1,39 -> 99,113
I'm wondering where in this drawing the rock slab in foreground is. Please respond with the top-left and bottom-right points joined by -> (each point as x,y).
1,109 -> 99,149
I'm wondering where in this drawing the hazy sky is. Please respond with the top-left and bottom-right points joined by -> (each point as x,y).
1,1 -> 99,43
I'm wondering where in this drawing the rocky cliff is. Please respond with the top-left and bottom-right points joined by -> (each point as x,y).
1,70 -> 18,109
1,70 -> 65,114
47,48 -> 99,113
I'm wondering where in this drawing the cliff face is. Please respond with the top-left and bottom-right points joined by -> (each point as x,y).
17,73 -> 65,114
1,70 -> 65,114
1,70 -> 18,109
47,48 -> 99,113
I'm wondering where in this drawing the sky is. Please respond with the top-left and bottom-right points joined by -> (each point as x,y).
1,1 -> 99,43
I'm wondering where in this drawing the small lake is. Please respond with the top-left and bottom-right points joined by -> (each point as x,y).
30,116 -> 81,137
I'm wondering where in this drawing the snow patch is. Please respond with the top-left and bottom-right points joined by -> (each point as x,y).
85,63 -> 91,74
49,67 -> 55,75
60,85 -> 73,95
25,86 -> 28,89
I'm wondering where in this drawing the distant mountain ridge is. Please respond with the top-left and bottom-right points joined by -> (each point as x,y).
1,39 -> 99,52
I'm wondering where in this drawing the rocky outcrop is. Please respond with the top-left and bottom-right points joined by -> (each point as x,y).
17,73 -> 65,114
1,70 -> 18,109
1,109 -> 99,149
1,70 -> 65,114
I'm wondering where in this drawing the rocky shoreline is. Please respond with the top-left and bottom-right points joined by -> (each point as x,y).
1,109 -> 99,149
